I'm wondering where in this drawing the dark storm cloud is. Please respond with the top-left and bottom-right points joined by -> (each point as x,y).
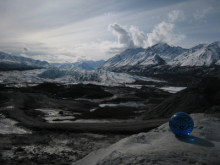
23,47 -> 29,52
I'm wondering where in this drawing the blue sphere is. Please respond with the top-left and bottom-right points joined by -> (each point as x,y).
169,112 -> 194,137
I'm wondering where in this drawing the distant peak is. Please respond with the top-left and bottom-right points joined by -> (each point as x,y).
151,42 -> 170,48
125,47 -> 144,51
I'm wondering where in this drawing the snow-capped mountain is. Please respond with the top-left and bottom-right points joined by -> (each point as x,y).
140,54 -> 165,66
146,43 -> 188,62
51,60 -> 105,70
98,43 -> 187,72
170,41 -> 220,67
0,52 -> 50,68
99,41 -> 220,74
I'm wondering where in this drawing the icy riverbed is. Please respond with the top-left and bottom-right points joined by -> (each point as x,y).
35,109 -> 77,123
99,102 -> 145,108
35,108 -> 136,123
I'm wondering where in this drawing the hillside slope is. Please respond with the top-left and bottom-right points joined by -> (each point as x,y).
142,77 -> 220,119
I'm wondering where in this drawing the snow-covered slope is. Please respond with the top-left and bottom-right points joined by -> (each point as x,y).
0,113 -> 31,134
146,43 -> 188,62
0,52 -> 50,68
99,43 -> 187,71
72,113 -> 220,165
171,41 -> 220,66
140,54 -> 165,66
51,60 -> 105,70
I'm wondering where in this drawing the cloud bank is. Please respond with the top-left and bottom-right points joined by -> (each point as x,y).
167,10 -> 185,22
108,10 -> 186,49
23,47 -> 29,52
147,21 -> 186,46
194,7 -> 213,23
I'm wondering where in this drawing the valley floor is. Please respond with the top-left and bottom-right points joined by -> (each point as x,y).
0,82 -> 171,164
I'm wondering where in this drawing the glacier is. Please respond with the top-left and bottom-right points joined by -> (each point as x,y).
0,68 -> 162,86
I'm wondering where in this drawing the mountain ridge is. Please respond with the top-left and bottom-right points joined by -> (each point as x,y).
98,43 -> 188,71
0,52 -> 50,69
98,41 -> 220,73
171,41 -> 220,67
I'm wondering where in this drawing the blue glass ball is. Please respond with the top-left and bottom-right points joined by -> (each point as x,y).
169,112 -> 194,137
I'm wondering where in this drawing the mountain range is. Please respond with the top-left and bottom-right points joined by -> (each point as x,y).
1,41 -> 219,78
0,52 -> 105,70
98,41 -> 220,73
171,41 -> 220,67
0,52 -> 50,69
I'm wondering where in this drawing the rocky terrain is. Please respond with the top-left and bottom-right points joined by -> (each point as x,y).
0,76 -> 219,164
0,81 -> 172,164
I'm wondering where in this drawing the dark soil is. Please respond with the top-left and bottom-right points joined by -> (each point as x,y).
31,83 -> 114,99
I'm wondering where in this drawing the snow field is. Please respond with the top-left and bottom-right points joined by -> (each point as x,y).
0,113 -> 31,134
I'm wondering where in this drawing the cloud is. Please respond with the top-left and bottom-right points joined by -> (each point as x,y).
106,47 -> 127,55
146,10 -> 185,46
129,26 -> 147,48
146,21 -> 186,46
20,54 -> 29,58
108,23 -> 135,48
23,47 -> 29,52
108,10 -> 186,49
167,10 -> 185,22
194,7 -> 213,23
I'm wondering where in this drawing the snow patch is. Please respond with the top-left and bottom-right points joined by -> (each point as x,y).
35,109 -> 75,123
69,119 -> 135,123
0,114 -> 31,134
99,102 -> 145,108
159,86 -> 187,93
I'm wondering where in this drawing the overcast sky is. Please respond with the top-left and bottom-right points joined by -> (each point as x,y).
0,0 -> 219,63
